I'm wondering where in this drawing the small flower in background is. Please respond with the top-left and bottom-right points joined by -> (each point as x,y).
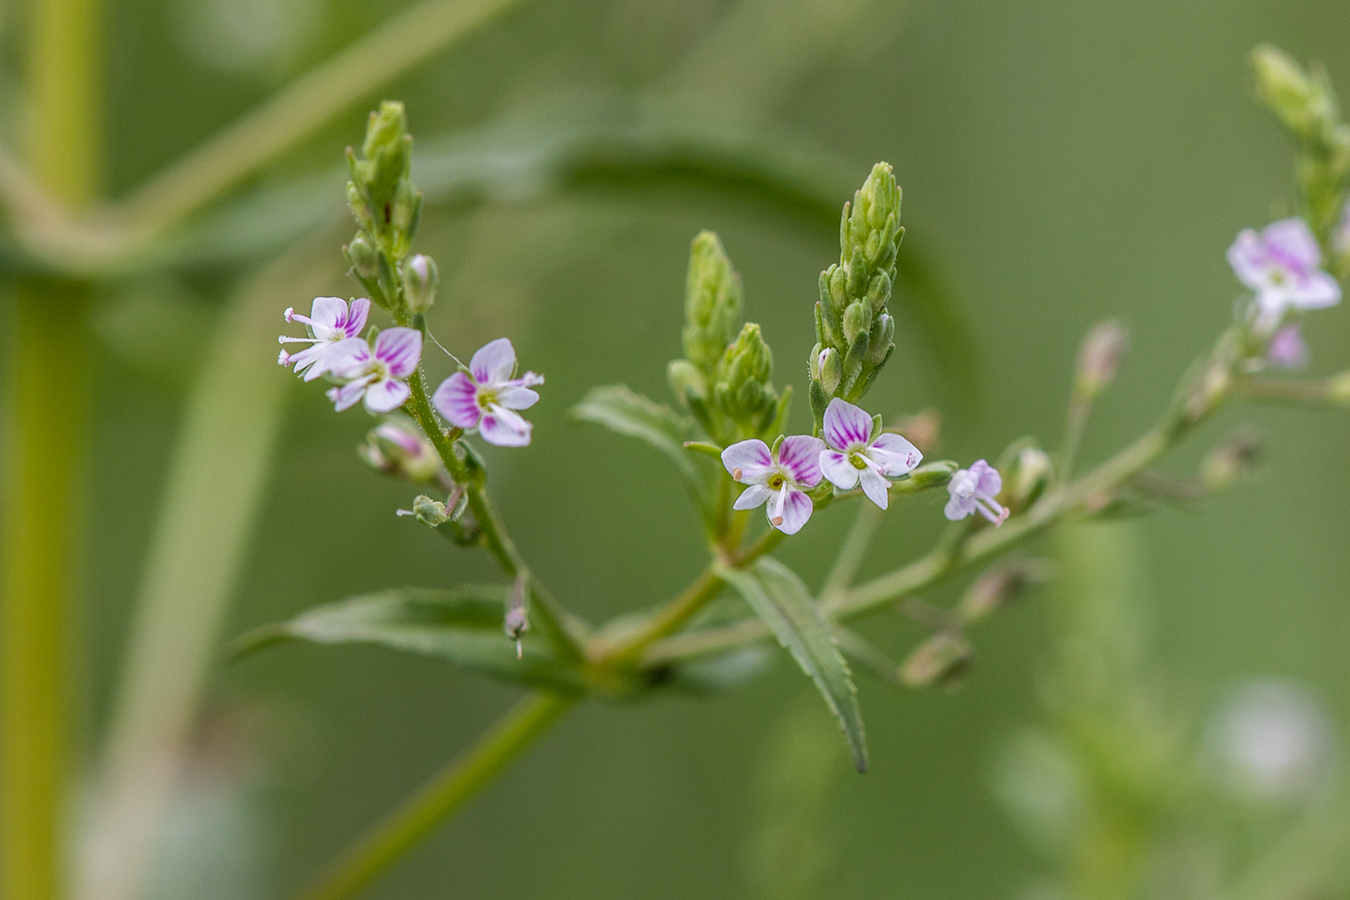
359,417 -> 442,482
432,338 -> 544,447
1205,679 -> 1334,804
1227,218 -> 1340,327
323,328 -> 422,413
945,459 -> 1008,525
722,435 -> 825,535
277,297 -> 370,380
818,398 -> 922,510
1267,324 -> 1310,369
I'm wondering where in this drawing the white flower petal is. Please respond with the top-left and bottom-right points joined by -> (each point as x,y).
868,433 -> 922,476
733,484 -> 772,510
479,405 -> 532,447
819,450 -> 859,490
822,397 -> 872,451
859,466 -> 890,510
364,379 -> 411,413
469,338 -> 517,385
721,440 -> 773,483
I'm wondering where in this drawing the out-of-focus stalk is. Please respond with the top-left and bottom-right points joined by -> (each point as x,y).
3,0 -> 102,896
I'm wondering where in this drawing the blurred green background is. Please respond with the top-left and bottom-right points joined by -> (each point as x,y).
23,0 -> 1350,897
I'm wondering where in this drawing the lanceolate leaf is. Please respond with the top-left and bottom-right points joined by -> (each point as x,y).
228,586 -> 586,693
718,558 -> 868,771
572,384 -> 712,507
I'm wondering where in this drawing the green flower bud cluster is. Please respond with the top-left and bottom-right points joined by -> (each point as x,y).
809,163 -> 903,427
344,101 -> 433,316
1250,45 -> 1350,244
668,232 -> 788,442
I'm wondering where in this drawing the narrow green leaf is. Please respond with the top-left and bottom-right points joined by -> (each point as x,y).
227,586 -> 587,693
572,384 -> 713,507
718,559 -> 868,771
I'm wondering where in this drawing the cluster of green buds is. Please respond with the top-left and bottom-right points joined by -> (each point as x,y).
667,232 -> 789,443
809,163 -> 903,428
343,101 -> 438,317
1250,45 -> 1350,248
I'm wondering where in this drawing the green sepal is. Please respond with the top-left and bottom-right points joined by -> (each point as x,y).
683,440 -> 723,458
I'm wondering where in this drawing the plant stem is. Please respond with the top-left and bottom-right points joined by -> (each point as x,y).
295,692 -> 574,900
819,501 -> 882,602
3,0 -> 102,895
113,0 -> 533,246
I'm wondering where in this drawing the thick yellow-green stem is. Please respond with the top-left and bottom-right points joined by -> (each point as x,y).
4,0 -> 102,896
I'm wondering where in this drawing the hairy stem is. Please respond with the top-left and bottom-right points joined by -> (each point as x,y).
114,0 -> 534,246
295,692 -> 574,900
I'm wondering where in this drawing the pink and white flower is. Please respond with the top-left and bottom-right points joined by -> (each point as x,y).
818,398 -> 922,510
944,459 -> 1008,526
722,435 -> 825,535
278,297 -> 371,380
1227,218 -> 1341,326
323,328 -> 422,413
431,338 -> 544,447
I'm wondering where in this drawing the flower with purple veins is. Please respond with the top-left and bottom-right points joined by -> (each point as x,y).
1227,218 -> 1341,327
818,398 -> 922,510
323,327 -> 422,413
278,297 -> 371,381
945,460 -> 1008,526
1267,324 -> 1310,370
722,435 -> 825,535
432,338 -> 544,447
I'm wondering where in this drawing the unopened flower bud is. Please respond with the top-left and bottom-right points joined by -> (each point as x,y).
842,300 -> 871,345
900,631 -> 972,689
1075,320 -> 1129,401
403,254 -> 438,313
362,101 -> 412,189
1000,441 -> 1052,510
503,605 -> 529,641
1185,363 -> 1233,423
346,183 -> 373,232
891,459 -> 958,495
360,418 -> 441,482
816,347 -> 842,395
390,180 -> 422,245
956,559 -> 1049,625
1201,427 -> 1263,491
1250,45 -> 1333,142
344,234 -> 379,281
682,231 -> 743,372
869,313 -> 895,365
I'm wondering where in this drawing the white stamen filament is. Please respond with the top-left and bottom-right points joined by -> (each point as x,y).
771,483 -> 789,527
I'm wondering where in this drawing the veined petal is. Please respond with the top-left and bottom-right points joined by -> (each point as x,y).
859,466 -> 890,510
1290,270 -> 1342,310
774,489 -> 814,535
470,338 -> 517,384
819,450 -> 859,491
733,484 -> 772,510
496,385 -> 540,410
364,379 -> 411,413
479,405 -> 533,447
307,297 -> 349,336
868,433 -> 922,476
325,338 -> 374,378
432,373 -> 481,429
327,379 -> 369,412
373,328 -> 423,377
944,494 -> 974,521
1227,229 -> 1268,290
344,298 -> 372,336
823,398 -> 873,451
1263,218 -> 1321,272
722,440 -> 774,483
778,435 -> 825,487
968,459 -> 1002,498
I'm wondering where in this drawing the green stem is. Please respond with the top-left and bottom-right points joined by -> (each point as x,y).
3,0 -> 102,896
113,0 -> 533,246
403,369 -> 588,653
819,501 -> 882,602
295,692 -> 574,900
